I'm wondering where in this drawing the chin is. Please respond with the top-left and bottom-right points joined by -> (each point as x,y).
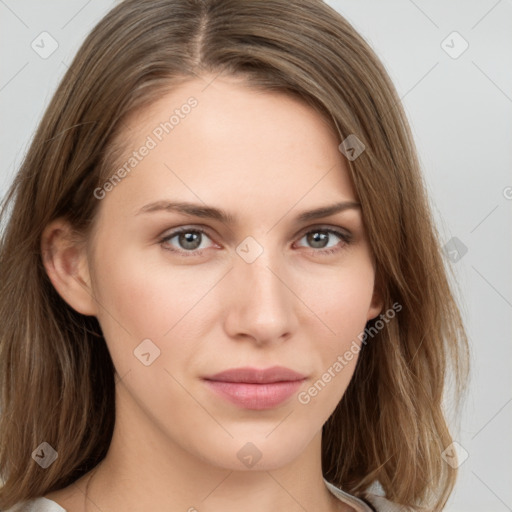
190,430 -> 315,472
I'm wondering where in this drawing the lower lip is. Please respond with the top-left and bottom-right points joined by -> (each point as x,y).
203,379 -> 305,410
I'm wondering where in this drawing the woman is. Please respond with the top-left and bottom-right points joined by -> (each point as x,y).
0,1 -> 469,511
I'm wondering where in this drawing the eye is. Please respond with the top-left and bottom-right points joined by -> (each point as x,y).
294,227 -> 352,256
159,225 -> 353,258
159,227 -> 215,256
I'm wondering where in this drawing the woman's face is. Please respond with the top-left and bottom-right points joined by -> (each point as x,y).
84,74 -> 382,471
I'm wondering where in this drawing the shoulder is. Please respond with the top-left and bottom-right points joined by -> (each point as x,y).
3,497 -> 67,512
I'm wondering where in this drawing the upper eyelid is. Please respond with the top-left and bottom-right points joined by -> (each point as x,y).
295,224 -> 352,237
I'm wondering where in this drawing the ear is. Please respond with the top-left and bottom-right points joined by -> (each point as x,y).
40,218 -> 98,316
367,274 -> 384,321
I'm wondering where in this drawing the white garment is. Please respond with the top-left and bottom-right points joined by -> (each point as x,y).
2,497 -> 66,512
4,479 -> 405,511
324,479 -> 407,511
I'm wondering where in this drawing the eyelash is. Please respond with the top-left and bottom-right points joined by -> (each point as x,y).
158,225 -> 352,258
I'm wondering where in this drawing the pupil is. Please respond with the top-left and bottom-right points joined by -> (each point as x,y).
308,231 -> 327,248
180,232 -> 200,250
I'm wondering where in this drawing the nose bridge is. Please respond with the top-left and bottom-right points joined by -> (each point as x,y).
224,237 -> 296,342
238,240 -> 289,305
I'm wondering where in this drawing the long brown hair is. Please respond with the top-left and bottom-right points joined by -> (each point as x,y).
0,1 -> 470,510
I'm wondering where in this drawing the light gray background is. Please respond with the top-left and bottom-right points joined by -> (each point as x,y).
1,1 -> 511,510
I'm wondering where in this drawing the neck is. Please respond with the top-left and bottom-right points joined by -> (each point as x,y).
79,385 -> 350,512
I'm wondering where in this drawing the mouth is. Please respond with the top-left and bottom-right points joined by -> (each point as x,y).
202,366 -> 307,410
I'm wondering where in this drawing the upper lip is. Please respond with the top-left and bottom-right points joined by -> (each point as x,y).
204,366 -> 306,384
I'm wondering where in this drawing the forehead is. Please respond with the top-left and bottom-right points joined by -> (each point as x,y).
124,74 -> 340,150
98,75 -> 358,219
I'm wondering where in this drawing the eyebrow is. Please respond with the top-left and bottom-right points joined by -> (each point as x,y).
135,200 -> 361,224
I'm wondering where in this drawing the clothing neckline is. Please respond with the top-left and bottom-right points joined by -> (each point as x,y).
323,478 -> 374,511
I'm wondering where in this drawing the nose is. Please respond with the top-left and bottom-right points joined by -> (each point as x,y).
222,246 -> 298,346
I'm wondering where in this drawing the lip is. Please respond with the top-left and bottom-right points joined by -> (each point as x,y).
203,366 -> 307,410
205,366 -> 306,384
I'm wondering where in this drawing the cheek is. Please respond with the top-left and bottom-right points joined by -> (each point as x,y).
302,263 -> 376,337
92,243 -> 202,335
299,264 -> 375,395
89,247 -> 210,413
296,273 -> 373,416
90,243 -> 220,376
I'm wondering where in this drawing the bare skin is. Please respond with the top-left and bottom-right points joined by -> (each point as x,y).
42,73 -> 382,512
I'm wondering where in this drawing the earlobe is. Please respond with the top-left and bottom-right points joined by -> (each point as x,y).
40,218 -> 98,316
